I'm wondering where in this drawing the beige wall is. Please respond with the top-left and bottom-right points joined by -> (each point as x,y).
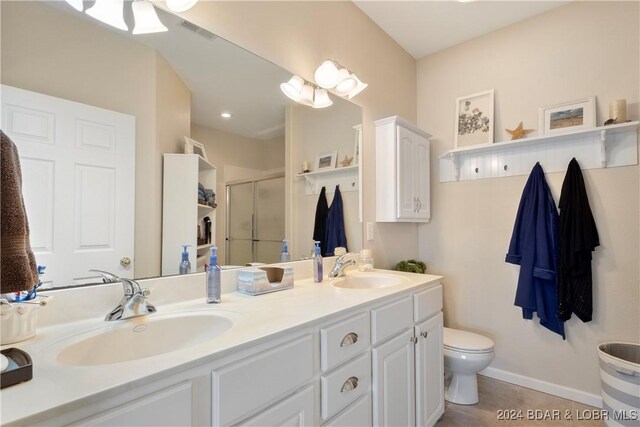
169,0 -> 419,268
417,1 -> 639,400
191,124 -> 285,263
1,1 -> 191,279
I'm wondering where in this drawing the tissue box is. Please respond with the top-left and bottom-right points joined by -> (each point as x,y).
237,267 -> 294,296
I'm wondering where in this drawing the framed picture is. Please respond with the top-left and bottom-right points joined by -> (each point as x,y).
315,150 -> 337,171
539,97 -> 596,135
454,89 -> 494,148
184,136 -> 208,160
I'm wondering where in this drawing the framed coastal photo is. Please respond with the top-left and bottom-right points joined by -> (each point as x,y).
315,150 -> 337,171
184,136 -> 208,160
454,90 -> 494,148
539,97 -> 596,135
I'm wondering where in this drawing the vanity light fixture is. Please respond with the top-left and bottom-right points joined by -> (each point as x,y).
166,0 -> 199,13
313,59 -> 367,100
132,1 -> 168,35
86,0 -> 129,31
280,75 -> 333,109
63,0 -> 84,12
220,112 -> 232,119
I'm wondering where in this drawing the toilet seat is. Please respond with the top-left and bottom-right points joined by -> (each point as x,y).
444,327 -> 494,354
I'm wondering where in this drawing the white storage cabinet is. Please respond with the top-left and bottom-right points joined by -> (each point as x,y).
162,153 -> 216,275
375,116 -> 431,222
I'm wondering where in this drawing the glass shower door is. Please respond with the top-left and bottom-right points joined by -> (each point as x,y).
226,182 -> 254,266
254,176 -> 285,264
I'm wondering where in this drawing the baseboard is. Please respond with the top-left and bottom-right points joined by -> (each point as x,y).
480,367 -> 603,408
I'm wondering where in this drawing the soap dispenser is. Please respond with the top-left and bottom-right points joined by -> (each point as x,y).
179,245 -> 192,275
313,241 -> 323,283
206,246 -> 221,303
280,240 -> 291,262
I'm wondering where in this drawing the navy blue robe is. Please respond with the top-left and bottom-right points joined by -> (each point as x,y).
506,163 -> 565,339
325,185 -> 347,256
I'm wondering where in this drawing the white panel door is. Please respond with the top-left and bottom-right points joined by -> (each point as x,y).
413,137 -> 430,221
372,329 -> 416,427
396,126 -> 415,219
415,313 -> 444,427
1,85 -> 135,286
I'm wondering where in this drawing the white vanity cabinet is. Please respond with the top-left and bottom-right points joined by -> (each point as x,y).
375,116 -> 431,223
371,285 -> 445,427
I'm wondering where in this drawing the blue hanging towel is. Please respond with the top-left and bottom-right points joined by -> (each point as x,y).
325,185 -> 347,256
506,163 -> 565,339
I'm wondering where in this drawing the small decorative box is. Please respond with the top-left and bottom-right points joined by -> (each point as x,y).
237,267 -> 294,296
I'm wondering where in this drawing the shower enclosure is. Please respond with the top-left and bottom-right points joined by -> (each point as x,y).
226,174 -> 285,266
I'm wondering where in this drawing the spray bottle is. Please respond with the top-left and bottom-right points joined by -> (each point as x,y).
206,246 -> 221,303
313,240 -> 323,283
280,240 -> 291,262
179,245 -> 192,275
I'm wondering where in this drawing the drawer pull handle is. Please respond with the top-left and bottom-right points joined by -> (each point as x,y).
341,376 -> 359,392
340,332 -> 358,347
420,331 -> 428,338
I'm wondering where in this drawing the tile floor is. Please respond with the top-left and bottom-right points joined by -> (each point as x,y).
436,375 -> 605,427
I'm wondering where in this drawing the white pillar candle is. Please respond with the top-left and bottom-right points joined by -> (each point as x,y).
609,99 -> 627,123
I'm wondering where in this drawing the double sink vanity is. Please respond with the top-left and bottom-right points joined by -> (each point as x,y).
1,259 -> 444,427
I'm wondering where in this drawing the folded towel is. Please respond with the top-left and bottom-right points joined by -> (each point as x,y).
1,131 -> 39,293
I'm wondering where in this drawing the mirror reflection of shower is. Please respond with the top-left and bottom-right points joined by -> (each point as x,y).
226,174 -> 285,266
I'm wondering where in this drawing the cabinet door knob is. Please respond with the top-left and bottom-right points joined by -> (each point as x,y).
120,257 -> 131,266
340,332 -> 359,347
420,331 -> 428,338
341,376 -> 359,392
410,336 -> 418,344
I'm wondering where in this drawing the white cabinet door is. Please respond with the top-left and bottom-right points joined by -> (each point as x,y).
372,329 -> 416,427
397,125 -> 416,219
413,137 -> 430,221
415,313 -> 444,427
239,385 -> 315,427
74,382 -> 192,426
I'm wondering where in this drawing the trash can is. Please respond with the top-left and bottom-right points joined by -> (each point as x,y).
597,342 -> 640,427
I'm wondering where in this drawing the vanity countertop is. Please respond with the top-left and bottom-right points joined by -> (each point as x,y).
0,266 -> 442,425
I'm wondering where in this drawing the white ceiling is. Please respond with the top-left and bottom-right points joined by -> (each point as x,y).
354,1 -> 569,59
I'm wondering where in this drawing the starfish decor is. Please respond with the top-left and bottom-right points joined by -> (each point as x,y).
339,155 -> 354,167
506,122 -> 534,140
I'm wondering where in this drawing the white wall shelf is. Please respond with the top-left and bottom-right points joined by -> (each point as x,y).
439,121 -> 638,182
296,165 -> 359,195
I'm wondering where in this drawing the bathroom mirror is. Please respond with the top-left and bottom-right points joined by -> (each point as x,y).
0,0 -> 362,288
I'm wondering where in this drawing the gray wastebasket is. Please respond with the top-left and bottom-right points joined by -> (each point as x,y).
597,342 -> 640,427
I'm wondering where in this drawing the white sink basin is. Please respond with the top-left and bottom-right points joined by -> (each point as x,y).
55,312 -> 233,366
330,272 -> 408,289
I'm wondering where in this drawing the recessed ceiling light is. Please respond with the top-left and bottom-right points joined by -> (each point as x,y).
220,112 -> 232,119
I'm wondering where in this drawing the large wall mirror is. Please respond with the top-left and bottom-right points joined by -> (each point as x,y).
1,0 -> 362,289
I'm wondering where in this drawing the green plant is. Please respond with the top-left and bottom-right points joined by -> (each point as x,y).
393,259 -> 427,274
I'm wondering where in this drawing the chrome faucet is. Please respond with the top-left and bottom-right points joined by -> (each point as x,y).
91,270 -> 157,321
328,253 -> 358,278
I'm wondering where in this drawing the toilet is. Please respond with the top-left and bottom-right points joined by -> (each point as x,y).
443,327 -> 495,405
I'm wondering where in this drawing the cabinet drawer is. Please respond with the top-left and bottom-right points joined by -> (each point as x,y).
320,312 -> 370,372
212,335 -> 313,426
324,394 -> 372,427
371,295 -> 412,344
413,285 -> 442,323
238,385 -> 315,427
321,352 -> 371,420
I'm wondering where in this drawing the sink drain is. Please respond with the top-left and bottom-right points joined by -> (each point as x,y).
133,325 -> 147,333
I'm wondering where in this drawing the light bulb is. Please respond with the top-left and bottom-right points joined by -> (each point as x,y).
312,88 -> 333,109
132,1 -> 168,35
314,60 -> 340,89
347,74 -> 368,99
86,0 -> 128,31
334,73 -> 358,97
166,0 -> 198,13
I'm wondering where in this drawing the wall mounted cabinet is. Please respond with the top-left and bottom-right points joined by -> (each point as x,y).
162,153 -> 217,275
375,116 -> 432,222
